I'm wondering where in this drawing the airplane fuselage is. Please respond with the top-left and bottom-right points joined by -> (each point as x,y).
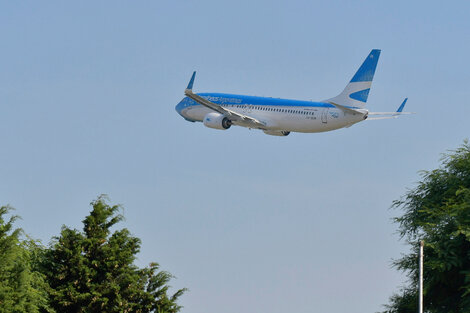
176,92 -> 368,134
175,50 -> 411,136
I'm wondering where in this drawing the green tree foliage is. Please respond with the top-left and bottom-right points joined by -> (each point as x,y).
0,206 -> 53,313
384,141 -> 470,313
42,196 -> 186,313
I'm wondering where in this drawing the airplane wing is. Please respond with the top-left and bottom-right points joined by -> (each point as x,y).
184,72 -> 266,129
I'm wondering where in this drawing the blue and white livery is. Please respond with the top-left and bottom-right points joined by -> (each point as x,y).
175,49 -> 412,136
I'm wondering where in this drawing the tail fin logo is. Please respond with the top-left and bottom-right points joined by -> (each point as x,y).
349,88 -> 370,102
324,49 -> 381,109
349,50 -> 380,83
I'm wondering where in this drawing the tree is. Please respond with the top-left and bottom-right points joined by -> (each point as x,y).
42,196 -> 186,313
383,141 -> 470,313
0,206 -> 53,313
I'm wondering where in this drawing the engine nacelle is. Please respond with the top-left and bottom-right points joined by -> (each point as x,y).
203,113 -> 232,130
263,130 -> 290,136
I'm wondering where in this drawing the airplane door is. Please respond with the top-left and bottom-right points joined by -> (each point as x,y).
321,108 -> 328,123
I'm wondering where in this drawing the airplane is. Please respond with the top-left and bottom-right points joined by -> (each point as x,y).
175,49 -> 412,136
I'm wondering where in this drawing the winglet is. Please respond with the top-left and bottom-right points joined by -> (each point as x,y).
396,98 -> 408,113
187,71 -> 196,91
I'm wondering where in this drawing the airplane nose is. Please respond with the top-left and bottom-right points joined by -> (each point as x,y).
175,97 -> 197,122
175,99 -> 185,116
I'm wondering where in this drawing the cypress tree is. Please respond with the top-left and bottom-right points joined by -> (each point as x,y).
43,196 -> 186,313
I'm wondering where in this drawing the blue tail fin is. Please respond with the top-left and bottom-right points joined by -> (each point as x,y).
325,49 -> 381,108
350,49 -> 381,83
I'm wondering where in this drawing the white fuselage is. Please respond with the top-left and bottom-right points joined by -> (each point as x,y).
176,93 -> 368,133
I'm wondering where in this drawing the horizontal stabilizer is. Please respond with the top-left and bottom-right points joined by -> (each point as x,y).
369,112 -> 414,115
367,98 -> 414,120
367,116 -> 399,120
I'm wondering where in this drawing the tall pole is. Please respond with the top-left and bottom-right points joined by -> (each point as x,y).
419,240 -> 424,313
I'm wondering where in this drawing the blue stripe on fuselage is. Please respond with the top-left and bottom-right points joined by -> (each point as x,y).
180,93 -> 359,109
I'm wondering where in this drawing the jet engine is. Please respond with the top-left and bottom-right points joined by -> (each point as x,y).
203,113 -> 232,130
263,130 -> 290,136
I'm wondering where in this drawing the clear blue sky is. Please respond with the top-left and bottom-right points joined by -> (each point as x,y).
1,1 -> 469,312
